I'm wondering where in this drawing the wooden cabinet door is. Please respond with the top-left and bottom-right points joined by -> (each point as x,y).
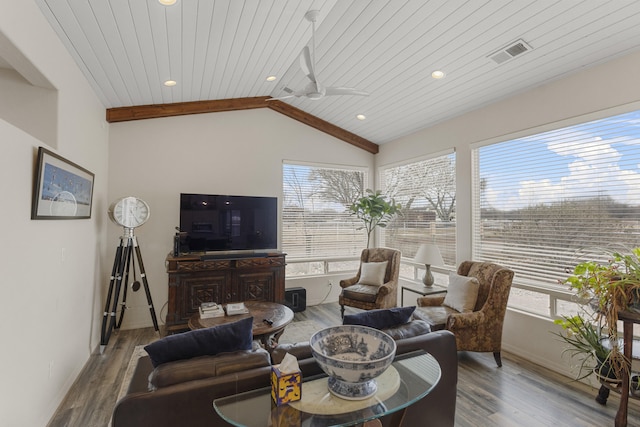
178,272 -> 229,320
234,270 -> 275,302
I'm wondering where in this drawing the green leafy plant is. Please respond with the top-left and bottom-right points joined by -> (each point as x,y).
562,247 -> 640,381
349,189 -> 401,248
552,314 -> 610,380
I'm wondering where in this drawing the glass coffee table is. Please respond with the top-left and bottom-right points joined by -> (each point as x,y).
213,350 -> 440,427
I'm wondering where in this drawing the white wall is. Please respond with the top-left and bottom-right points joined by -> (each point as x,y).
377,50 -> 640,377
3,3 -> 637,423
0,1 -> 109,426
108,109 -> 374,329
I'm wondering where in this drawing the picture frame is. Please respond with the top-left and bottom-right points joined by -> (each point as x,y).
32,147 -> 95,219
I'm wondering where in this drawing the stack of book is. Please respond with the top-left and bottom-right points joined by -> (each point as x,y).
199,302 -> 224,318
225,302 -> 249,316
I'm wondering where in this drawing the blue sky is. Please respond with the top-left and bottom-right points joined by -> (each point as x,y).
479,109 -> 640,211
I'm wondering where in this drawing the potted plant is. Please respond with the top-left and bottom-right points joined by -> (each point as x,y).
562,247 -> 640,381
631,375 -> 640,397
553,313 -> 613,381
349,189 -> 401,248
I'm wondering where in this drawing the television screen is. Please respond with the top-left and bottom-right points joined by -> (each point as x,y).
179,193 -> 277,254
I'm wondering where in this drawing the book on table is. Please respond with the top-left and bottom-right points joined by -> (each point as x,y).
200,302 -> 224,318
226,302 -> 249,316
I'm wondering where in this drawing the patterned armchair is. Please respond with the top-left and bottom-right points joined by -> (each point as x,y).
338,248 -> 401,318
413,261 -> 514,367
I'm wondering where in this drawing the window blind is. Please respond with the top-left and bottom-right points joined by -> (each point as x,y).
282,162 -> 368,260
473,109 -> 640,287
380,152 -> 456,265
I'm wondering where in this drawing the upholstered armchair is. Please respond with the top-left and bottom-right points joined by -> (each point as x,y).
413,260 -> 514,367
339,248 -> 401,318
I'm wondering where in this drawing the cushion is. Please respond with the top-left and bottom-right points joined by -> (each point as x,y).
443,272 -> 480,313
359,261 -> 388,286
382,319 -> 431,340
413,305 -> 458,330
144,316 -> 253,367
342,283 -> 380,302
343,306 -> 416,329
148,347 -> 270,390
271,342 -> 313,365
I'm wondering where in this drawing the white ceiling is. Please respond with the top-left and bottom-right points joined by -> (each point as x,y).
34,0 -> 640,145
0,56 -> 12,69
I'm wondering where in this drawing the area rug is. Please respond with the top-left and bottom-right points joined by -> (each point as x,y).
116,345 -> 148,403
278,320 -> 324,344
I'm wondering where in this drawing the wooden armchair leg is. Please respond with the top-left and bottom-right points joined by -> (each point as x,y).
493,352 -> 502,367
340,304 -> 345,318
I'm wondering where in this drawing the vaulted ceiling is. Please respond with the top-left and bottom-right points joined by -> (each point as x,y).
33,0 -> 640,147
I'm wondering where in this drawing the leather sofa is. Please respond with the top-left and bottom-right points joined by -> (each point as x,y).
111,323 -> 458,427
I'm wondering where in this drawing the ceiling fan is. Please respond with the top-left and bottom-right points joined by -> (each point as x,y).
269,10 -> 369,101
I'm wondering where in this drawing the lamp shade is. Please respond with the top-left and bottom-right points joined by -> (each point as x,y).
414,244 -> 444,266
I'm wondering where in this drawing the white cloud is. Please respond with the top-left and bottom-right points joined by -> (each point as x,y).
485,122 -> 640,210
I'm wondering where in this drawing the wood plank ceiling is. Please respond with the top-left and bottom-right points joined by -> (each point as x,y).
31,0 -> 640,149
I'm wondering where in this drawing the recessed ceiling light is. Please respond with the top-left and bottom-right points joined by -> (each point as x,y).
159,0 -> 177,5
164,80 -> 177,87
266,75 -> 277,82
356,114 -> 366,121
431,70 -> 446,79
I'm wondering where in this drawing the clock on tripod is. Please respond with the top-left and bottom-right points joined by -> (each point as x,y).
100,196 -> 159,352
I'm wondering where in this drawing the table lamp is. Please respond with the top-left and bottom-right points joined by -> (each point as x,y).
414,244 -> 444,287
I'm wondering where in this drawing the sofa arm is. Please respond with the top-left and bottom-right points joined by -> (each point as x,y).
417,295 -> 446,306
447,310 -> 485,330
339,276 -> 359,288
270,342 -> 312,365
376,281 -> 395,296
391,330 -> 458,427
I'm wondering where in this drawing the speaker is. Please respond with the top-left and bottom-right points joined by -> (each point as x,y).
284,287 -> 306,312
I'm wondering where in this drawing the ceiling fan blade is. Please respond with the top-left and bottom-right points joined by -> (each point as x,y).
266,95 -> 295,101
324,87 -> 370,97
300,46 -> 317,83
267,87 -> 310,101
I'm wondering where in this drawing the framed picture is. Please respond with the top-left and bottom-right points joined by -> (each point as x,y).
32,147 -> 95,219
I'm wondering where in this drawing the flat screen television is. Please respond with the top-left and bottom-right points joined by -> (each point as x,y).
179,193 -> 277,254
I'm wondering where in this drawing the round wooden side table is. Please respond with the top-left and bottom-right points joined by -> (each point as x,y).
188,301 -> 294,350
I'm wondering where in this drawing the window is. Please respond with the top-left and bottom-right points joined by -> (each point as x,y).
282,162 -> 367,276
380,152 -> 456,268
473,110 -> 640,303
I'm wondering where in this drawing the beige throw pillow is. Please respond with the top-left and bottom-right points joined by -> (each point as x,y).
359,261 -> 388,286
443,272 -> 480,313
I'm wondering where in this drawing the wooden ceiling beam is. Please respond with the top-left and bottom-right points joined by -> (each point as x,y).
106,97 -> 269,122
266,101 -> 378,154
105,97 -> 378,154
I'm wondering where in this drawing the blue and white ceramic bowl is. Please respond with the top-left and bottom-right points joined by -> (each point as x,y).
310,325 -> 396,400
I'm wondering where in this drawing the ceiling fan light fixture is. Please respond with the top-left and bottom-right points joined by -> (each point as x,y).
431,70 -> 446,79
356,114 -> 366,120
164,80 -> 177,87
158,0 -> 177,6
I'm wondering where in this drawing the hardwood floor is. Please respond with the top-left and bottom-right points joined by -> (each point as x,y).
48,303 -> 640,427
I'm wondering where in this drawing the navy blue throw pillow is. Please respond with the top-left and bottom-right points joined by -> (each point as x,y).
343,307 -> 416,330
144,316 -> 253,367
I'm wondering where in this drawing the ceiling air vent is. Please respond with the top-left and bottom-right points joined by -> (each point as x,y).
488,39 -> 532,64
